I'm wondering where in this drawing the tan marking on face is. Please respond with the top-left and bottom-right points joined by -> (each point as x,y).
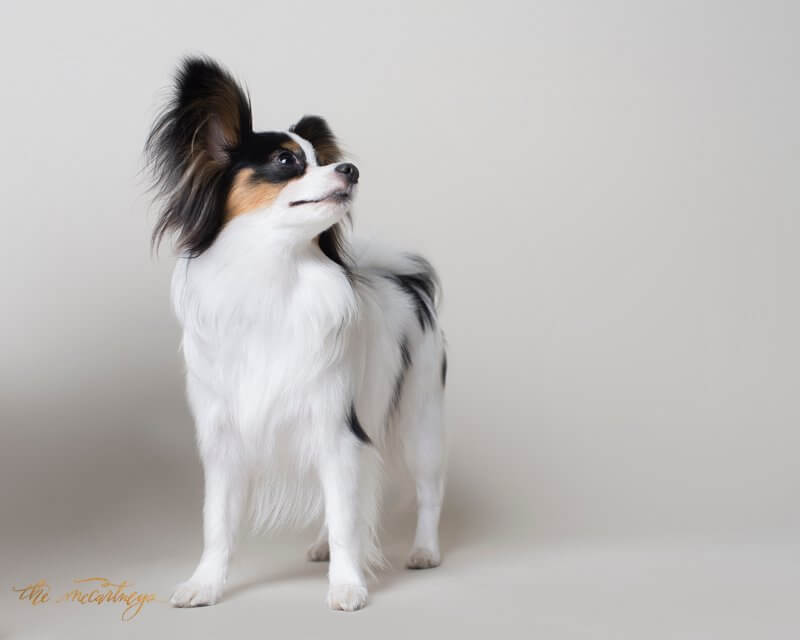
281,140 -> 302,154
225,169 -> 285,221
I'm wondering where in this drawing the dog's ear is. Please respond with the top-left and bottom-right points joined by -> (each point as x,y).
290,116 -> 342,165
147,57 -> 252,255
159,57 -> 251,164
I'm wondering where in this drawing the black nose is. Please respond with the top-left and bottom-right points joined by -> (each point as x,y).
335,162 -> 359,184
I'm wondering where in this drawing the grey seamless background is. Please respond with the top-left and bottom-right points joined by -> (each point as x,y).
2,1 -> 798,638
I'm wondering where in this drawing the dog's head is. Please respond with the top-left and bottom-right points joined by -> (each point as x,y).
147,57 -> 358,263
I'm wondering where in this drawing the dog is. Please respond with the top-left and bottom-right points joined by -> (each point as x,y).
146,57 -> 447,611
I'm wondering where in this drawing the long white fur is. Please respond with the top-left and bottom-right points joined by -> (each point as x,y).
169,134 -> 446,611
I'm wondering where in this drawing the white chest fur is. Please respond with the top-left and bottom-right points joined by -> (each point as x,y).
171,218 -> 361,454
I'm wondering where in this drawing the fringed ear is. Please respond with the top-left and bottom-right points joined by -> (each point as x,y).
290,116 -> 342,165
147,57 -> 252,255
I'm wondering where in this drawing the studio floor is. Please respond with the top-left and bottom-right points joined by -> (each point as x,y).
4,501 -> 798,639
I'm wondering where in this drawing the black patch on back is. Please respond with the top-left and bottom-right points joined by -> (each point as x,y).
390,336 -> 413,417
441,351 -> 447,387
347,403 -> 371,445
383,256 -> 438,331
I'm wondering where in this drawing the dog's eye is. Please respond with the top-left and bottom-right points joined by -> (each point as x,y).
275,151 -> 296,165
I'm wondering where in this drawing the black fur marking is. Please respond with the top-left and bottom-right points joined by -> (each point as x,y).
234,132 -> 307,182
401,336 -> 413,369
383,255 -> 439,331
441,351 -> 447,387
318,223 -> 353,280
390,336 -> 413,416
147,58 -> 353,264
147,57 -> 254,256
347,403 -> 371,445
289,115 -> 352,277
291,115 -> 341,166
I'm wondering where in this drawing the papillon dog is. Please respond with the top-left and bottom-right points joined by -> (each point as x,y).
146,57 -> 447,611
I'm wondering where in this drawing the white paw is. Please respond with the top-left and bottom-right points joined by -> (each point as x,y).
406,547 -> 440,570
170,579 -> 223,607
327,584 -> 368,611
307,539 -> 330,562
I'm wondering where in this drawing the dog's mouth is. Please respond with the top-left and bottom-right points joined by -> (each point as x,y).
289,187 -> 353,208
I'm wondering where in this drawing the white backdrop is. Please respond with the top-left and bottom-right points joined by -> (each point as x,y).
2,1 -> 798,638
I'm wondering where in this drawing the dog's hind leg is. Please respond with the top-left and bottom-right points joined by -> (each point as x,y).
402,358 -> 446,570
307,522 -> 329,562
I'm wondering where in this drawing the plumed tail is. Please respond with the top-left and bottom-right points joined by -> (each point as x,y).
351,243 -> 444,332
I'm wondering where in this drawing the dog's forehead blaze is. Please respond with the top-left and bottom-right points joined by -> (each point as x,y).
226,169 -> 287,221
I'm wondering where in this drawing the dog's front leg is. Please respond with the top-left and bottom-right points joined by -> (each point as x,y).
319,431 -> 368,611
171,456 -> 246,607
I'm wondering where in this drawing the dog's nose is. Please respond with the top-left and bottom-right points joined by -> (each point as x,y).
335,162 -> 359,184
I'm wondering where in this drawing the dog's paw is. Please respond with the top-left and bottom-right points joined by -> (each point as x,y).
327,584 -> 368,611
170,579 -> 223,608
406,547 -> 440,570
307,539 -> 330,562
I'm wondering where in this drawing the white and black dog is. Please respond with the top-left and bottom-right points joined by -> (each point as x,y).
147,57 -> 447,611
